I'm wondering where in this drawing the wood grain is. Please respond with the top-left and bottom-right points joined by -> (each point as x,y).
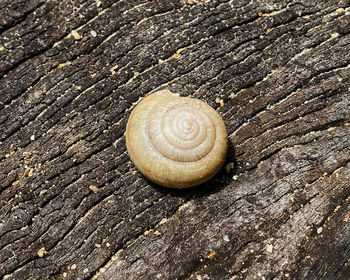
0,0 -> 349,279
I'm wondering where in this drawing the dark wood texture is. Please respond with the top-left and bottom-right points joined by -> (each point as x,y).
1,0 -> 350,279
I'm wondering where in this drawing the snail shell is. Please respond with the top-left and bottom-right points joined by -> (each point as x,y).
125,90 -> 228,188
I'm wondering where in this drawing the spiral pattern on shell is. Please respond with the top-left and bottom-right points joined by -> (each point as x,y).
126,90 -> 228,188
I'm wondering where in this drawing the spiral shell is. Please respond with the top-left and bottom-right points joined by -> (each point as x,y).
125,90 -> 228,188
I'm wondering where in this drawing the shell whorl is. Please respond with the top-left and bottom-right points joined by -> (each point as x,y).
126,90 -> 228,188
147,97 -> 216,162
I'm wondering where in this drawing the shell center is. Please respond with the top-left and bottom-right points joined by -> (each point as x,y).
181,119 -> 193,131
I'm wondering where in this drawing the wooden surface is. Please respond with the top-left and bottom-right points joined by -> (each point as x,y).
1,0 -> 350,279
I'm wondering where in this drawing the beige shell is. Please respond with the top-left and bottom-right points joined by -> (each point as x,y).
125,90 -> 228,188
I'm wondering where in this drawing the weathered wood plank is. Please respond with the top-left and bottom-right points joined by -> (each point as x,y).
0,0 -> 349,279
